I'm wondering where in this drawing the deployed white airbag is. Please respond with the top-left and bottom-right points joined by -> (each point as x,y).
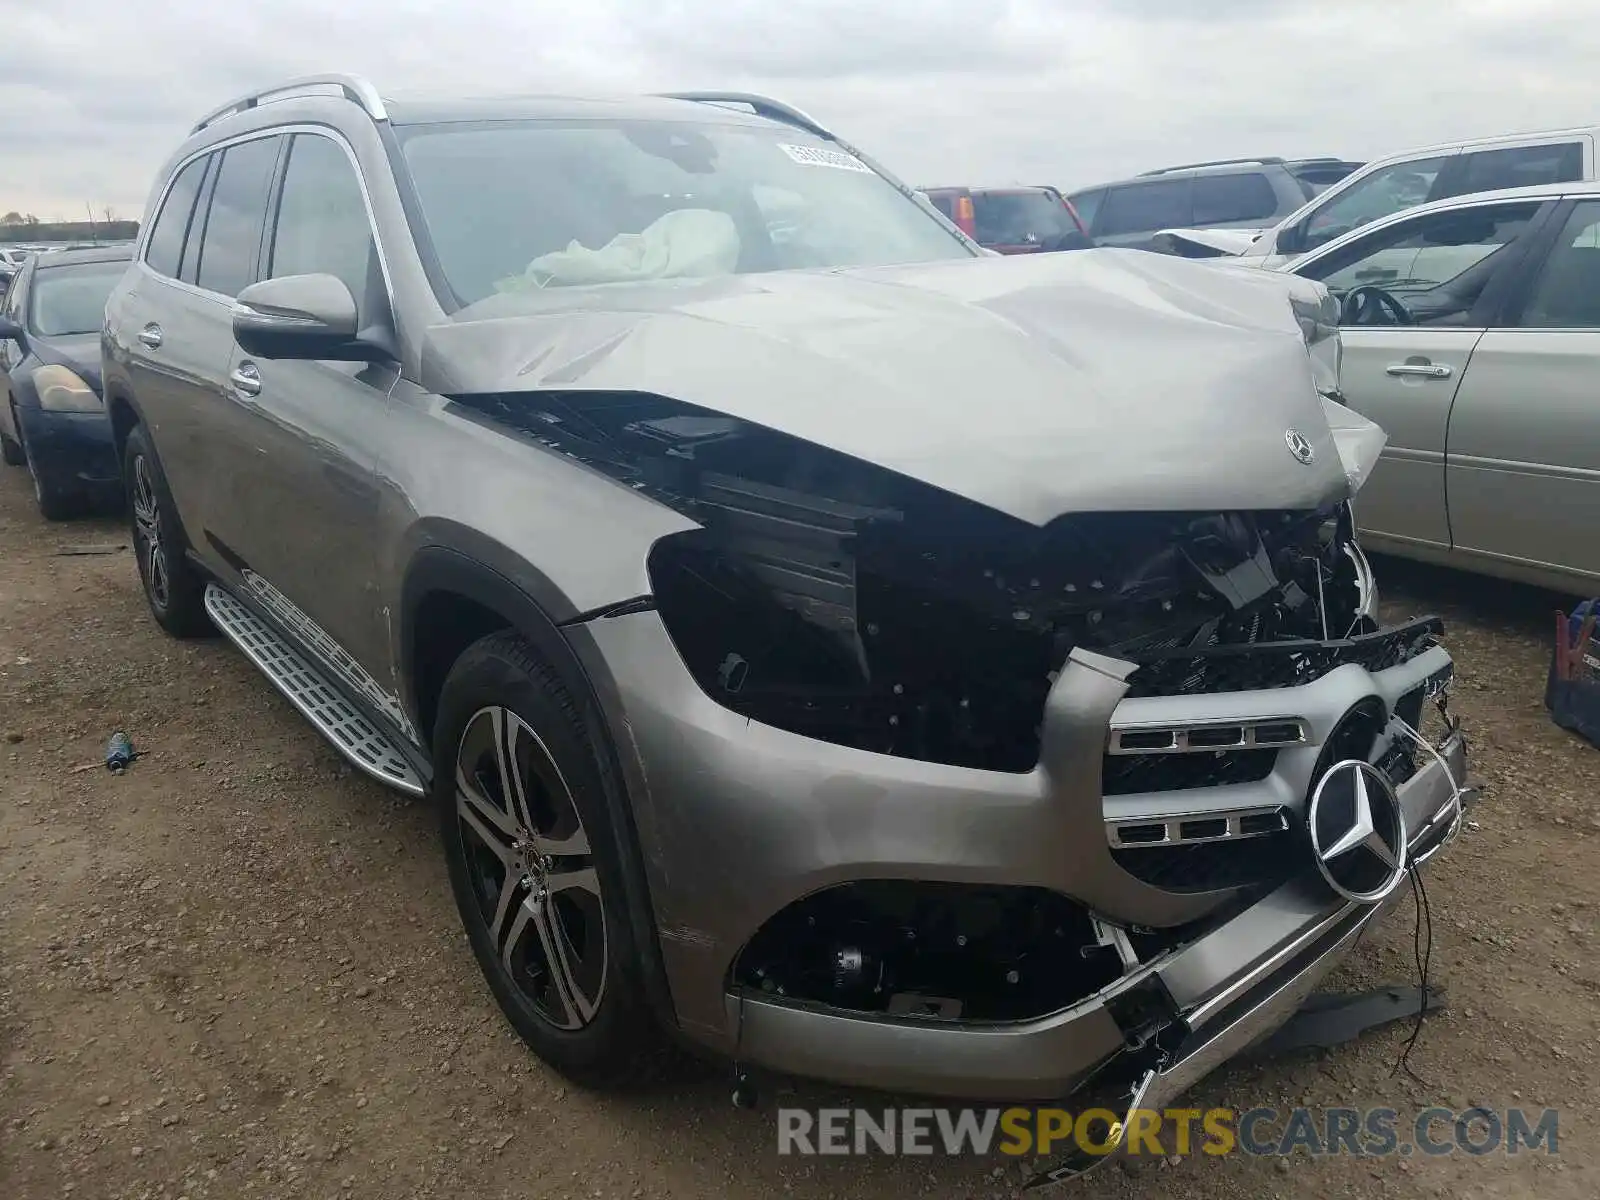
500,209 -> 742,291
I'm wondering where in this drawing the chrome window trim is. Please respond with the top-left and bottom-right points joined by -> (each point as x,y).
138,123 -> 396,310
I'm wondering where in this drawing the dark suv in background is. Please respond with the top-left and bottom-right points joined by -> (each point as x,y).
1068,156 -> 1363,250
921,184 -> 1093,253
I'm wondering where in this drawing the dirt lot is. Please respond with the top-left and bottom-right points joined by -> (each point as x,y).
2,466 -> 1597,1200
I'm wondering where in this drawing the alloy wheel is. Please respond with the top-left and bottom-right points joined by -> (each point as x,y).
454,705 -> 607,1031
131,454 -> 169,609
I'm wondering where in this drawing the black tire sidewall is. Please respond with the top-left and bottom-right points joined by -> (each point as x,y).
123,423 -> 210,637
433,633 -> 654,1083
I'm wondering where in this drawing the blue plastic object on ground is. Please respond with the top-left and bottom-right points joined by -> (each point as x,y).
106,731 -> 136,772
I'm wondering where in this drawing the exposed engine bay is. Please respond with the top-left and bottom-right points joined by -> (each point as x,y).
458,390 -> 1433,774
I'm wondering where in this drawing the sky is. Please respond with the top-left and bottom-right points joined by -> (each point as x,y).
1,0 -> 1597,221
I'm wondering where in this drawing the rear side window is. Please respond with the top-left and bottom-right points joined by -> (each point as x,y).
1191,172 -> 1279,224
195,135 -> 284,298
1094,180 -> 1191,236
143,157 -> 208,278
1443,142 -> 1584,198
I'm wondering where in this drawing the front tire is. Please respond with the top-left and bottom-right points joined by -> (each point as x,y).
434,631 -> 658,1086
124,423 -> 211,638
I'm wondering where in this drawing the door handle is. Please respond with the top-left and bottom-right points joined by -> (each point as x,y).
137,324 -> 163,350
229,362 -> 262,397
1385,363 -> 1452,379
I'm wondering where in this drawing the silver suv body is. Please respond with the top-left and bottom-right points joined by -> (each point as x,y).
102,76 -> 1473,1152
1068,156 -> 1363,251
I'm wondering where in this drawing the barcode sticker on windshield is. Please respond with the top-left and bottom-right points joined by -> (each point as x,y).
779,143 -> 871,173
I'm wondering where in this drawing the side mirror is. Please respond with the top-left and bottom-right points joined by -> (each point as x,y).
232,274 -> 377,362
0,316 -> 23,341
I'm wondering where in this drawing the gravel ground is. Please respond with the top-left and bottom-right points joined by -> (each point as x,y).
2,465 -> 1598,1200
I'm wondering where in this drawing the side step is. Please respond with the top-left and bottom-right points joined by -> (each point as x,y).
204,584 -> 425,796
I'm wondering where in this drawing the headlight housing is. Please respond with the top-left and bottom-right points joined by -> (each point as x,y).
32,364 -> 102,413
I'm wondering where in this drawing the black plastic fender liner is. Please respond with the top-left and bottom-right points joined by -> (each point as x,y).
398,544 -> 682,1038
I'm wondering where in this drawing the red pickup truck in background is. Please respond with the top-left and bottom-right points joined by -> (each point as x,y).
921,185 -> 1094,253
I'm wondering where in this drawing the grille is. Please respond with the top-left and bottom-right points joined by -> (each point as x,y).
1101,748 -> 1277,796
1123,616 -> 1443,699
1113,829 -> 1298,893
1112,696 -> 1393,894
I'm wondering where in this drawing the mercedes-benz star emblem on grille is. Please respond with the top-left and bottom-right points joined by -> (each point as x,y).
1285,428 -> 1316,465
1307,759 -> 1409,903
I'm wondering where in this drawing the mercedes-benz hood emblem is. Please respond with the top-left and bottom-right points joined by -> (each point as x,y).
1285,428 -> 1316,465
1307,759 -> 1408,903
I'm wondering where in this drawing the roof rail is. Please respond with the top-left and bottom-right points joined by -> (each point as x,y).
1139,156 -> 1286,176
656,91 -> 833,140
191,73 -> 387,135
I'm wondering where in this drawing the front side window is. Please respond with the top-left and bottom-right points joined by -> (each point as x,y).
1301,155 -> 1452,252
195,135 -> 283,298
396,119 -> 973,308
28,261 -> 130,337
1191,172 -> 1279,225
1514,200 -> 1600,328
268,134 -> 376,314
1094,179 -> 1191,237
143,156 -> 208,279
972,190 -> 1078,245
1299,201 -> 1541,327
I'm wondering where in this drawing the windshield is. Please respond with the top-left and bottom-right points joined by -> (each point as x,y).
28,260 -> 127,337
972,190 -> 1078,245
397,119 -> 973,306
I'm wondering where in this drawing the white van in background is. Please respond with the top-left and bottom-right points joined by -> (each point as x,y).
1158,125 -> 1597,267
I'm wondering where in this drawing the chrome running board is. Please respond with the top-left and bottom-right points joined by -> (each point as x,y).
204,583 -> 425,796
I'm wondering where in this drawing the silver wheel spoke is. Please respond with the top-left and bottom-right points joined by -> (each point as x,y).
529,827 -> 591,859
455,777 -> 516,865
487,871 -> 524,947
531,897 -> 595,1027
491,708 -> 537,831
545,864 -> 599,899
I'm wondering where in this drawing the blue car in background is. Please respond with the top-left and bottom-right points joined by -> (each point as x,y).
0,245 -> 131,518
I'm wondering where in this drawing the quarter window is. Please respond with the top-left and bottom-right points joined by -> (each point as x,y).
195,135 -> 283,298
268,134 -> 376,314
143,156 -> 208,279
1067,188 -> 1105,230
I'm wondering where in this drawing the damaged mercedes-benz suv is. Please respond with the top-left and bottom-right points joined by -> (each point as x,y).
103,76 -> 1473,1166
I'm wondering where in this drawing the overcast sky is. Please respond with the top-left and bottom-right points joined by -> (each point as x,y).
0,0 -> 1595,221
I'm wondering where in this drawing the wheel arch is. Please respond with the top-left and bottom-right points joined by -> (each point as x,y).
104,382 -> 143,462
399,543 -> 680,1035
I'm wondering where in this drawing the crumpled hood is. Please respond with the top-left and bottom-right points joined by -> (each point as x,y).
421,249 -> 1358,525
